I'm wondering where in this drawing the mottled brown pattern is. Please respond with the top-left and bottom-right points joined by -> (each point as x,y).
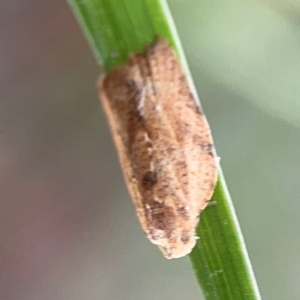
98,38 -> 218,259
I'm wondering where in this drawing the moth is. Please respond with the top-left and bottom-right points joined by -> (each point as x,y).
98,38 -> 218,259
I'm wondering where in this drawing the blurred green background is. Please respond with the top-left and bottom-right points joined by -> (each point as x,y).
1,0 -> 300,299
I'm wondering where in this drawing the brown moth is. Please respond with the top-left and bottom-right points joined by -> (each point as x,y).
98,38 -> 218,259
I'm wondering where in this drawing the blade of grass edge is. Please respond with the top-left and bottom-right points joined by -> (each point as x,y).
67,0 -> 262,299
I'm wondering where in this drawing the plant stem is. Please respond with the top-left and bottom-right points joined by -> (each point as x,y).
67,0 -> 262,299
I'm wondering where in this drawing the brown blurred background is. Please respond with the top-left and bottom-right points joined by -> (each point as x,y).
1,0 -> 300,299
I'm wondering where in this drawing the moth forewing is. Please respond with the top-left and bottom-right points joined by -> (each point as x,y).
98,38 -> 218,259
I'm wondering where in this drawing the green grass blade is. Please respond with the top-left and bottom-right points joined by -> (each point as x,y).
67,0 -> 262,299
67,0 -> 177,71
190,170 -> 261,299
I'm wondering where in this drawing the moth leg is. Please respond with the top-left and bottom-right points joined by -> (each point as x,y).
206,200 -> 217,206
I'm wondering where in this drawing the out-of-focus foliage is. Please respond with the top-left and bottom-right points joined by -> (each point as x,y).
172,0 -> 300,127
